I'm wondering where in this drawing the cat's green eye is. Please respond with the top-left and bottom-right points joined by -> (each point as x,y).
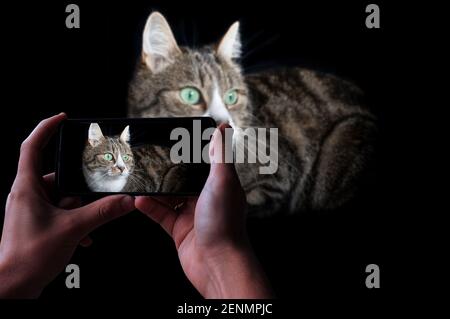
224,89 -> 238,105
180,87 -> 201,105
123,154 -> 131,162
103,153 -> 113,161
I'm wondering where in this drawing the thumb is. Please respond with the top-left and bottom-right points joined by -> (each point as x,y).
209,123 -> 236,174
196,124 -> 247,241
70,195 -> 135,236
206,123 -> 244,197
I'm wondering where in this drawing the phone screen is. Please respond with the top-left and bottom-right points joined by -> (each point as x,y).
56,117 -> 216,195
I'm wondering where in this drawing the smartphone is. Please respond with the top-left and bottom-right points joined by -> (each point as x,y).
56,117 -> 216,196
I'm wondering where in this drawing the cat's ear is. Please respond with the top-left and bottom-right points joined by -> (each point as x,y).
142,12 -> 181,73
120,125 -> 130,143
217,22 -> 241,62
88,123 -> 104,147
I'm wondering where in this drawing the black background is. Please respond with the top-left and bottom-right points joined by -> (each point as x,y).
0,0 -> 439,313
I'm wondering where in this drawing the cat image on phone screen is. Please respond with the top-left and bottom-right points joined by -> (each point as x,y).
82,123 -> 134,192
82,122 -> 190,193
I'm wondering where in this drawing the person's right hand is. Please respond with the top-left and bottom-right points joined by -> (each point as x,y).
135,124 -> 273,298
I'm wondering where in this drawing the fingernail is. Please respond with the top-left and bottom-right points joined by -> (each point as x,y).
209,128 -> 219,158
121,195 -> 135,211
224,125 -> 233,140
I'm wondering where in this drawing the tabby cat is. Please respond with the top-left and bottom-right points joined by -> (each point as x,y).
128,12 -> 376,216
82,123 -> 134,192
82,122 -> 188,193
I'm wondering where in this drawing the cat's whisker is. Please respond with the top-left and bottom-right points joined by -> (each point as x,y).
243,61 -> 280,74
241,34 -> 280,61
126,174 -> 148,192
242,29 -> 266,48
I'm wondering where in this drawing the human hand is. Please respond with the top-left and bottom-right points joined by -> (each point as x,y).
135,124 -> 273,298
0,113 -> 135,298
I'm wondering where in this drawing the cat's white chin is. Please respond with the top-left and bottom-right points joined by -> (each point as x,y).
101,176 -> 128,192
84,169 -> 129,192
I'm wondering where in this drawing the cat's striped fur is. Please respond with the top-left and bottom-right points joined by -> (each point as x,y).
123,144 -> 189,193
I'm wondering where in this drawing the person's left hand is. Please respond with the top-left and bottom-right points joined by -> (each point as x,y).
0,113 -> 135,298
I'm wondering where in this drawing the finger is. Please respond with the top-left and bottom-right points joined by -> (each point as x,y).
18,113 -> 67,179
210,123 -> 235,167
40,172 -> 57,201
43,173 -> 55,189
135,196 -> 178,236
58,196 -> 83,209
79,235 -> 93,247
150,196 -> 188,211
69,195 -> 135,237
202,124 -> 246,213
209,124 -> 240,180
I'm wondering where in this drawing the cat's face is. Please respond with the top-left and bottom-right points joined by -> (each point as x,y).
82,124 -> 134,184
128,12 -> 251,128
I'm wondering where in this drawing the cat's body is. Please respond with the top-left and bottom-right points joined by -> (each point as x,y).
235,68 -> 375,215
123,144 -> 189,193
127,13 -> 376,216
